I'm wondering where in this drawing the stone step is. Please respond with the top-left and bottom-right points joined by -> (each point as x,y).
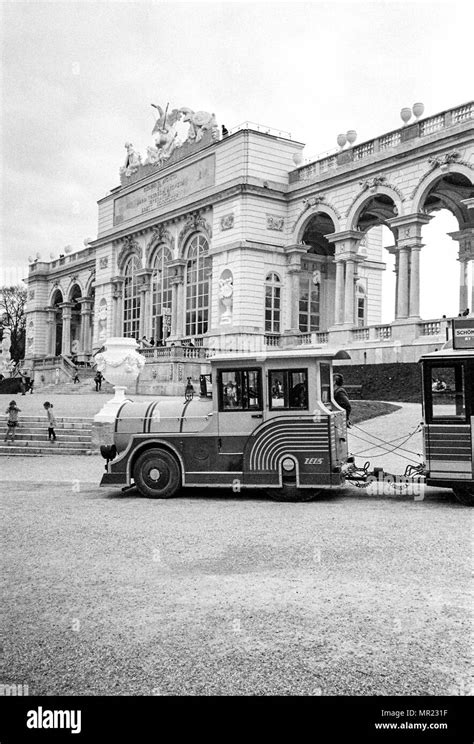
35,382 -> 114,394
2,436 -> 91,447
12,432 -> 92,443
0,443 -> 98,456
19,417 -> 92,425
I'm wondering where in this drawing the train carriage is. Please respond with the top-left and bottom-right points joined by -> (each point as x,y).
100,348 -> 350,501
420,340 -> 474,506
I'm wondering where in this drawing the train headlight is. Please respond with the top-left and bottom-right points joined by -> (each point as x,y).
100,444 -> 117,463
282,457 -> 295,472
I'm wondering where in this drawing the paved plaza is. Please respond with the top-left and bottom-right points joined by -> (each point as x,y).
1,403 -> 471,696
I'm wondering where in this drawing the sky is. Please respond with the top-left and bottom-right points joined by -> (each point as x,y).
0,0 -> 472,320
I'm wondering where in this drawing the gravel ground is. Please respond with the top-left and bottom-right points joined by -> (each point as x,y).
1,403 -> 472,696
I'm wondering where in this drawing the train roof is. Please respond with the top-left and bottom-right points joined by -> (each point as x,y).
419,347 -> 474,360
208,348 -> 351,364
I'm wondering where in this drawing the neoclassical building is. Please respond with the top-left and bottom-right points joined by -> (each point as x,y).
24,101 -> 474,384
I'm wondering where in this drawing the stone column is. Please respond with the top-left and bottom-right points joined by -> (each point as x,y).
449,229 -> 474,314
408,246 -> 422,318
136,269 -> 152,340
282,245 -> 307,333
78,298 -> 93,356
44,307 -> 56,357
176,279 -> 185,338
326,230 -> 365,328
387,213 -> 432,320
334,260 -> 345,325
167,259 -> 187,339
396,248 -> 410,318
112,277 -> 125,337
287,267 -> 302,331
459,259 -> 469,313
343,259 -> 356,325
59,302 -> 74,356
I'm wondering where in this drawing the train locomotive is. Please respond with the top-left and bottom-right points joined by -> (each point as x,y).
100,320 -> 474,506
100,348 -> 350,501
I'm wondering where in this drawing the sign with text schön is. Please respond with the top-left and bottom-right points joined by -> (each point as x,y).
452,318 -> 474,349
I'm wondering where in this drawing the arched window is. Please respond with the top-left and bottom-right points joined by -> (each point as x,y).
265,273 -> 281,333
151,245 -> 173,343
299,274 -> 320,332
185,234 -> 211,336
123,255 -> 141,339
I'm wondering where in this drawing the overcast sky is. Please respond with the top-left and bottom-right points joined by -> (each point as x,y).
1,0 -> 472,319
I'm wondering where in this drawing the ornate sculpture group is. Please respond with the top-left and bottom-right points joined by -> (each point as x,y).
120,102 -> 220,179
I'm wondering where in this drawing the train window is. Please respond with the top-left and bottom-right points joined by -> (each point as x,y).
429,365 -> 466,420
320,363 -> 331,405
218,369 -> 262,411
269,369 -> 308,410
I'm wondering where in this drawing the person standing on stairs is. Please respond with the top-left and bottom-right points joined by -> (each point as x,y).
4,400 -> 21,443
43,401 -> 57,442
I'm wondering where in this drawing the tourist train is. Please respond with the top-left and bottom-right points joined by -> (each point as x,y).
100,319 -> 474,505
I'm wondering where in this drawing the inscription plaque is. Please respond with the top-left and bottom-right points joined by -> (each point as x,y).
114,155 -> 215,225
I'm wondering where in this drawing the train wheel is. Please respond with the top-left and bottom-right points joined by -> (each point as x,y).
266,485 -> 321,503
133,448 -> 181,499
453,486 -> 474,506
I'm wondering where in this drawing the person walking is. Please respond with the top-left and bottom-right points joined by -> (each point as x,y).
94,371 -> 103,392
73,370 -> 80,384
43,401 -> 57,442
4,400 -> 21,443
333,374 -> 352,427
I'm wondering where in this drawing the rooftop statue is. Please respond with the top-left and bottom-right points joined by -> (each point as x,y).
178,108 -> 219,143
145,103 -> 219,166
119,143 -> 142,178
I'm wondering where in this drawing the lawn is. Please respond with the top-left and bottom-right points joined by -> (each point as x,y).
351,400 -> 401,425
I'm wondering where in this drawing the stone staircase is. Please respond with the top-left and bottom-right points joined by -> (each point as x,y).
0,415 -> 97,456
35,376 -> 114,395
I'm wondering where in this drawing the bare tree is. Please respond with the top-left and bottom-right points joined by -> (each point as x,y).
0,285 -> 27,362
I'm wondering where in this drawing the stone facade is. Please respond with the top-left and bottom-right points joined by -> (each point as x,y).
24,102 -> 474,374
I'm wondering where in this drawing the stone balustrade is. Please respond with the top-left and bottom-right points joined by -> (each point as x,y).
289,102 -> 473,184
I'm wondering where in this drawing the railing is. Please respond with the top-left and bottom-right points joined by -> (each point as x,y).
375,325 -> 392,340
353,327 -> 370,341
264,334 -> 280,347
28,246 -> 95,272
289,101 -> 473,183
419,320 -> 442,336
315,332 -> 329,345
228,121 -> 292,139
141,344 -> 206,361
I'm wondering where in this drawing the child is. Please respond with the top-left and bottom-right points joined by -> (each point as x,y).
43,401 -> 57,441
4,400 -> 20,443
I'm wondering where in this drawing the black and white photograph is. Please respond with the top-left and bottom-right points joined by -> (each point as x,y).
0,0 -> 473,738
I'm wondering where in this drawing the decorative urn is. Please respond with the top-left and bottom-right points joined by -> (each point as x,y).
94,337 -> 146,423
412,102 -> 424,119
346,130 -> 357,146
337,133 -> 347,149
400,107 -> 412,126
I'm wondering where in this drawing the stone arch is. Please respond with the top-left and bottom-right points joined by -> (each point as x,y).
294,203 -> 341,244
116,236 -> 143,273
345,185 -> 404,232
411,163 -> 474,218
49,286 -> 64,306
84,272 -> 95,298
178,213 -> 212,258
145,225 -> 174,266
67,280 -> 83,302
298,210 -> 338,258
